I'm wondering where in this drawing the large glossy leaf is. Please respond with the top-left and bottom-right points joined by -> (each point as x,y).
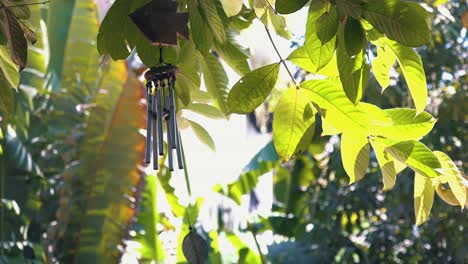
433,151 -> 466,208
363,0 -> 430,47
341,133 -> 370,184
344,17 -> 366,57
384,140 -> 441,178
273,87 -> 316,162
337,24 -> 369,104
73,65 -> 146,263
370,140 -> 396,190
305,0 -> 336,71
186,103 -> 226,119
384,39 -> 427,113
135,175 -> 165,262
275,0 -> 309,14
189,0 -> 213,54
226,142 -> 278,204
372,45 -> 396,90
316,7 -> 338,44
228,63 -> 280,114
188,119 -> 216,151
414,173 -> 434,225
215,31 -> 251,75
287,47 -> 339,77
201,53 -> 229,115
301,79 -> 369,134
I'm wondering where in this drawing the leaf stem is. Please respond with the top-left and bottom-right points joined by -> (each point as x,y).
252,230 -> 267,264
264,25 -> 299,89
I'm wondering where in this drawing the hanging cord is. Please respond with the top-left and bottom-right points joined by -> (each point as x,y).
178,131 -> 195,228
1,150 -> 4,255
158,45 -> 164,65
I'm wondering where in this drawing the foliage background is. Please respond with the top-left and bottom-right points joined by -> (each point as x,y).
0,0 -> 466,263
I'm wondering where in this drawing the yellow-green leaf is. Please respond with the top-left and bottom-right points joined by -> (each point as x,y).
371,140 -> 396,190
220,0 -> 243,17
227,63 -> 280,114
341,133 -> 370,184
414,173 -> 434,225
384,140 -> 441,178
372,45 -> 396,90
273,87 -> 316,162
188,120 -> 216,151
186,103 -> 226,119
201,53 -> 229,115
433,151 -> 466,209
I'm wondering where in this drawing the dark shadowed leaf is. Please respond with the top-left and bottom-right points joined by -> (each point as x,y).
182,230 -> 208,264
1,8 -> 28,70
275,0 -> 309,14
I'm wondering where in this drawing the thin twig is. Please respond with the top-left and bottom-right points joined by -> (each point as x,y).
0,1 -> 50,9
264,25 -> 299,89
263,0 -> 278,14
252,230 -> 267,264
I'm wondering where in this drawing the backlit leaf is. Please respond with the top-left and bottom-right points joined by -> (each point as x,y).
186,103 -> 226,119
370,140 -> 396,190
201,53 -> 229,115
273,87 -> 316,162
414,173 -> 434,225
228,63 -> 280,114
384,140 -> 441,178
316,7 -> 339,44
188,119 -> 216,151
344,17 -> 366,57
341,133 -> 370,184
372,45 -> 396,90
363,0 -> 430,47
220,0 -> 243,17
433,151 -> 466,208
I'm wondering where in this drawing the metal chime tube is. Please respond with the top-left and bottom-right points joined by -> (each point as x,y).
152,81 -> 159,170
156,84 -> 164,156
168,78 -> 176,149
164,83 -> 174,171
145,82 -> 153,164
170,76 -> 184,169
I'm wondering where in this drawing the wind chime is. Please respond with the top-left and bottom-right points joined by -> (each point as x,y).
129,0 -> 189,171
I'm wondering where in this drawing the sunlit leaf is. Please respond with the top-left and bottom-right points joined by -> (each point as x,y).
370,140 -> 396,190
220,0 -> 243,17
228,63 -> 280,114
201,53 -> 229,115
186,103 -> 226,119
273,87 -> 316,162
414,173 -> 434,225
372,45 -> 396,90
433,151 -> 466,208
363,0 -> 430,47
305,0 -> 336,71
341,134 -> 370,184
188,119 -> 216,151
384,140 -> 441,178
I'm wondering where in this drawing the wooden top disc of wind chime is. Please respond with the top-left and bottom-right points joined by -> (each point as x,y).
129,0 -> 189,46
129,0 -> 189,172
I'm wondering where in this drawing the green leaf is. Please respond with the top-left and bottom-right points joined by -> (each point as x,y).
199,0 -> 226,44
0,45 -> 20,89
135,175 -> 165,262
321,117 -> 341,136
226,142 -> 279,204
0,72 -> 14,116
228,63 -> 280,114
4,126 -> 42,176
269,8 -> 291,39
186,103 -> 226,119
370,140 -> 396,190
373,108 -> 436,140
188,120 -> 216,151
201,53 -> 229,115
275,0 -> 309,14
305,0 -> 336,71
288,47 -> 339,77
414,173 -> 434,225
372,45 -> 396,90
384,39 -> 427,113
301,79 -> 369,134
433,151 -> 466,208
344,17 -> 366,57
341,133 -> 370,183
220,0 -> 243,17
384,140 -> 441,178
273,87 -> 316,162
316,8 -> 339,44
189,0 -> 214,54
158,168 -> 185,217
215,31 -> 251,75
363,0 -> 430,47
1,7 -> 28,70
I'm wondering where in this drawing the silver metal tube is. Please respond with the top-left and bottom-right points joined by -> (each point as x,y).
169,80 -> 177,149
145,88 -> 152,164
165,92 -> 174,171
156,87 -> 164,156
152,84 -> 159,170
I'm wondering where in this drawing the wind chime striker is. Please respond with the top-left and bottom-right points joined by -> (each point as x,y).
129,0 -> 189,171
